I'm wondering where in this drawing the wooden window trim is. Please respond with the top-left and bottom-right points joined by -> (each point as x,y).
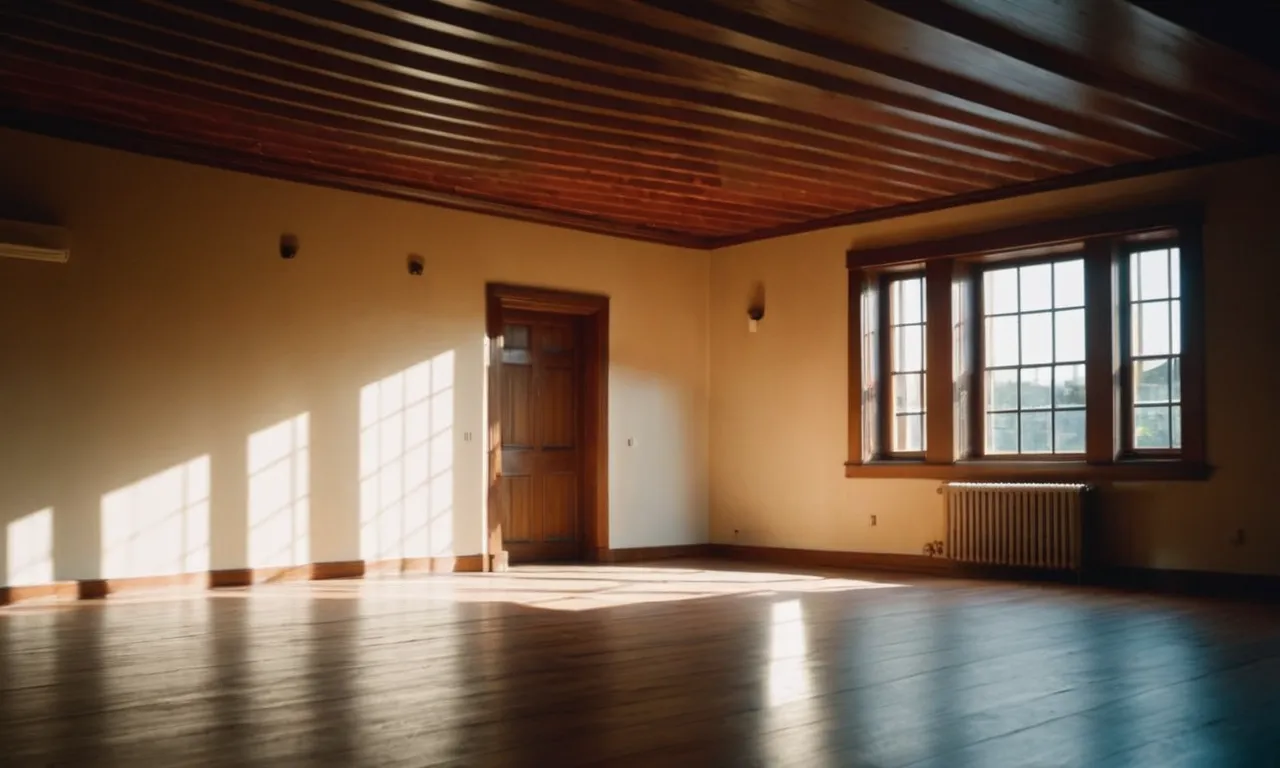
879,271 -> 928,460
845,205 -> 1209,482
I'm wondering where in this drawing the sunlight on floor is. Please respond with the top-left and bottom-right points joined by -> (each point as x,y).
289,564 -> 906,612
1,564 -> 906,614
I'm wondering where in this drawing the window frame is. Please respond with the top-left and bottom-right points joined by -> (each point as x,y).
879,271 -> 928,459
845,205 -> 1207,482
972,253 -> 1089,460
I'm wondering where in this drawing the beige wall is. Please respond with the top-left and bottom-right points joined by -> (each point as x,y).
710,154 -> 1280,576
4,125 -> 1277,587
0,129 -> 710,586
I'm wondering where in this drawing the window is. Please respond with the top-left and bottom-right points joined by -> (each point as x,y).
887,275 -> 926,454
1125,246 -> 1182,451
846,206 -> 1205,481
981,259 -> 1086,455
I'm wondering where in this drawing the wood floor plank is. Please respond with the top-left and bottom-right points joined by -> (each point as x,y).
2,561 -> 1278,767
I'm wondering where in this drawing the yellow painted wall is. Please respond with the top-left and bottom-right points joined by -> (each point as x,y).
4,125 -> 1277,586
0,129 -> 710,586
710,154 -> 1280,576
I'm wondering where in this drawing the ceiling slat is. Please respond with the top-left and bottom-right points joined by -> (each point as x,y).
0,0 -> 1274,245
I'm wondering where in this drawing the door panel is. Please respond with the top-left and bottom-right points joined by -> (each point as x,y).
501,364 -> 534,447
541,367 -> 576,448
500,311 -> 584,562
502,475 -> 533,543
542,473 -> 578,542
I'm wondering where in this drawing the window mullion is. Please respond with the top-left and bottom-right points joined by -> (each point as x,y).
878,274 -> 894,458
925,258 -> 953,464
1085,238 -> 1118,463
968,267 -> 984,458
848,268 -> 866,464
1179,223 -> 1207,465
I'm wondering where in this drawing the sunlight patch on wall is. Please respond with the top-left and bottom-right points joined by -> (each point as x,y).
247,413 -> 310,569
6,507 -> 54,586
360,351 -> 455,562
101,457 -> 210,579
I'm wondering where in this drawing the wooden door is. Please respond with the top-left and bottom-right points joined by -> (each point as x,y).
499,310 -> 583,562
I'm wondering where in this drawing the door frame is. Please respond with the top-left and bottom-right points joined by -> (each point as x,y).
485,283 -> 609,569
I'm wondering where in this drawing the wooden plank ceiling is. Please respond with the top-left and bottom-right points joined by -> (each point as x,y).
2,0 -> 1279,248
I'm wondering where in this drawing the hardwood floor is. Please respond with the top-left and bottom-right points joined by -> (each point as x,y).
2,561 -> 1278,767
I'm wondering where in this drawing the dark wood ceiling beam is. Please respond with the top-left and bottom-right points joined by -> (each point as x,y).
0,105 -> 715,246
44,0 -> 1005,199
0,38 -> 930,219
66,0 -> 1073,185
243,0 -> 1099,178
712,144 -> 1266,248
0,57 -> 922,229
631,0 -> 1198,157
861,0 -> 1270,143
2,31 -> 967,211
365,0 -> 1087,178
0,66 -> 800,233
1135,0 -> 1280,69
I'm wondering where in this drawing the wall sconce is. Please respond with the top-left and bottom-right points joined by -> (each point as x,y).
279,233 -> 299,260
747,281 -> 766,333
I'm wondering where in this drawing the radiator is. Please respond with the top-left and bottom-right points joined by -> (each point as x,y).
942,482 -> 1088,571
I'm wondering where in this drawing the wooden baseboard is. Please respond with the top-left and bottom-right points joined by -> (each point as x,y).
0,581 -> 79,605
596,544 -> 715,563
711,544 -> 957,576
710,543 -> 1280,600
1,556 -> 483,606
369,555 -> 485,575
1097,566 -> 1280,601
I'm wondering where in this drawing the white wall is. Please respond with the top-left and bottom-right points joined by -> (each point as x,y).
710,154 -> 1280,577
0,128 -> 710,586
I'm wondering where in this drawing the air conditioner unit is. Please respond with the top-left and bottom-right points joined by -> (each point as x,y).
0,220 -> 71,263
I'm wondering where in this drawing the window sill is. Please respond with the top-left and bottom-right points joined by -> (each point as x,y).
844,459 -> 1211,482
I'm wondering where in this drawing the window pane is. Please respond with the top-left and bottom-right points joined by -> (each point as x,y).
1171,405 -> 1182,449
1020,263 -> 1053,312
1137,248 -> 1170,300
894,415 -> 924,453
1134,301 -> 1171,356
894,373 -> 923,412
1020,366 -> 1052,410
1020,412 -> 1052,453
1134,406 -> 1171,449
987,369 -> 1019,411
894,278 -> 923,324
1054,259 -> 1085,308
1054,308 -> 1085,361
985,267 -> 1018,315
987,412 -> 1019,454
986,315 -> 1019,367
1055,410 -> 1085,454
1170,248 -> 1181,298
1171,358 -> 1181,402
1021,312 -> 1052,365
894,324 -> 924,372
1135,359 -> 1171,403
1054,364 -> 1086,407
1171,299 -> 1181,354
